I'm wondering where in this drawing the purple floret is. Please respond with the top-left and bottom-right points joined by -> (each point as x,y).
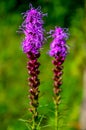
21,4 -> 46,54
49,27 -> 69,58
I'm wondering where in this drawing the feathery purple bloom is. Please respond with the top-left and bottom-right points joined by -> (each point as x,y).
49,27 -> 69,59
21,4 -> 46,54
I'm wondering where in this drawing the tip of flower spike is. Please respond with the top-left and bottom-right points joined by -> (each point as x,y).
29,4 -> 41,11
52,27 -> 69,40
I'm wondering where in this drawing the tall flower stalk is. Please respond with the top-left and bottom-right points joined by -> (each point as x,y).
48,27 -> 69,129
20,4 -> 46,130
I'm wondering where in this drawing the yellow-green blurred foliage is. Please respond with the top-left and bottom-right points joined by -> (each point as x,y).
0,0 -> 85,130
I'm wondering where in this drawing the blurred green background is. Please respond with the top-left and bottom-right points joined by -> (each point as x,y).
0,0 -> 86,130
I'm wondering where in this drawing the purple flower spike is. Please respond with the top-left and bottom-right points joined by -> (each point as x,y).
21,4 -> 46,54
48,27 -> 69,129
49,27 -> 69,59
19,5 -> 47,129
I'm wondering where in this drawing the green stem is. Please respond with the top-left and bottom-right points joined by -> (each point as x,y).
32,110 -> 38,130
32,120 -> 37,130
55,104 -> 58,130
55,97 -> 59,130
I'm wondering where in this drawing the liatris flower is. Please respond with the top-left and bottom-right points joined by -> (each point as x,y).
48,27 -> 69,129
49,27 -> 69,59
21,4 -> 46,54
20,4 -> 46,129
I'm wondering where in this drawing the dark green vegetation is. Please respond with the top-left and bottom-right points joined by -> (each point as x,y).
0,0 -> 86,130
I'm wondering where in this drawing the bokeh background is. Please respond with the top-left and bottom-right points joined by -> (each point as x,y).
0,0 -> 86,130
